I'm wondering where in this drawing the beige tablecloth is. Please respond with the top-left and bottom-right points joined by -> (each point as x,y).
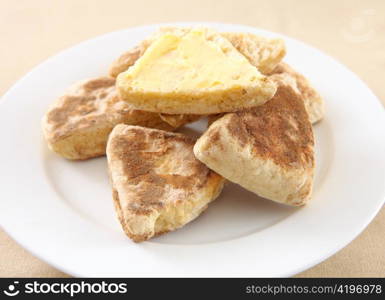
1,0 -> 384,277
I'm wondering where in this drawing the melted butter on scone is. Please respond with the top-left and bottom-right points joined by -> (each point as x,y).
124,29 -> 264,90
117,28 -> 276,114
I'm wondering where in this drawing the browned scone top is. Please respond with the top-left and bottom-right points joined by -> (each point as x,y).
226,84 -> 314,170
269,62 -> 325,124
107,125 -> 224,242
43,77 -> 172,144
108,126 -> 208,213
42,77 -> 195,160
271,62 -> 317,100
194,81 -> 315,206
44,76 -> 116,144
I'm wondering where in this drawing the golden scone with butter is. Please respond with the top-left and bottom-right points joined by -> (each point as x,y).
194,81 -> 315,206
109,29 -> 202,125
269,62 -> 324,124
116,28 -> 277,114
106,124 -> 225,242
109,27 -> 179,78
109,27 -> 184,78
109,27 -> 286,77
42,77 -> 195,160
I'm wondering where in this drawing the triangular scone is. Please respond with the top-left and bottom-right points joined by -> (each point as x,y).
269,62 -> 324,124
107,124 -> 225,242
116,28 -> 277,114
109,27 -> 286,77
194,82 -> 315,206
42,77 -> 196,160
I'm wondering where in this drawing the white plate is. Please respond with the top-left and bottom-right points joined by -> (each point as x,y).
0,22 -> 384,277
